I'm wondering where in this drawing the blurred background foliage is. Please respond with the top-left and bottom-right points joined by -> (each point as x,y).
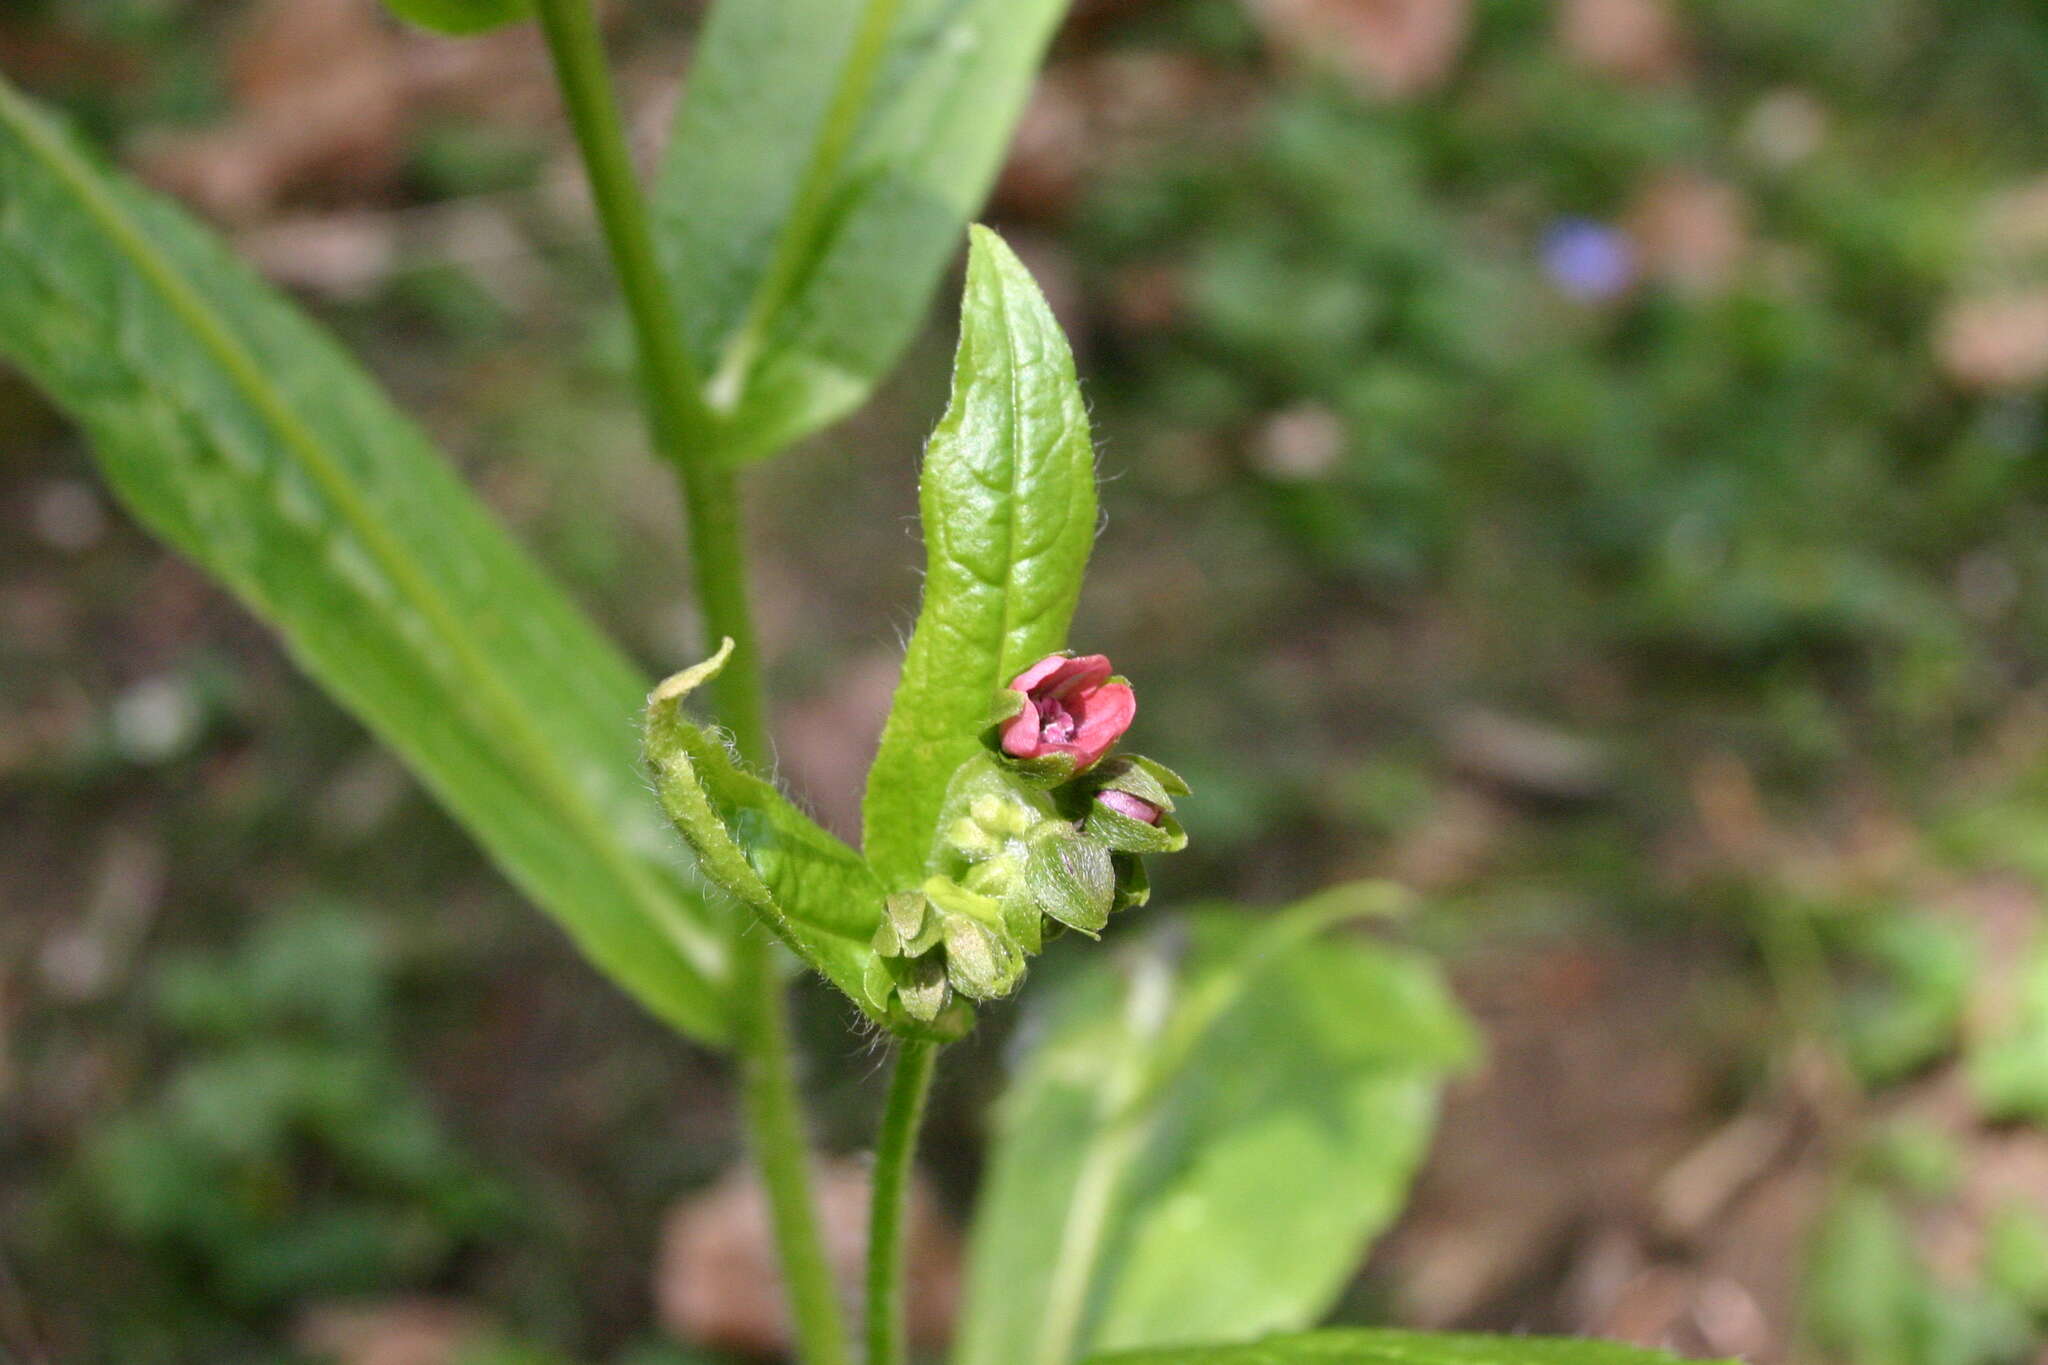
8,0 -> 2048,1361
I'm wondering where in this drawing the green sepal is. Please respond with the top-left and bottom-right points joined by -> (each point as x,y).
890,952 -> 955,1024
1126,755 -> 1192,797
1024,829 -> 1116,934
874,890 -> 944,959
863,953 -> 897,1014
1089,754 -> 1191,805
941,912 -> 1026,1001
1071,753 -> 1190,853
995,746 -> 1082,789
1112,854 -> 1151,912
1083,804 -> 1186,856
1001,884 -> 1045,956
644,640 -> 966,1041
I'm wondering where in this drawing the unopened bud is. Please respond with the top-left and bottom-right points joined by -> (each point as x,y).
942,913 -> 1023,1000
1096,788 -> 1162,825
893,952 -> 951,1023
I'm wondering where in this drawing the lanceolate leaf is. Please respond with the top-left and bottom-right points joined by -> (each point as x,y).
1084,1330 -> 1733,1365
643,644 -> 967,1041
863,227 -> 1097,889
956,891 -> 1478,1365
0,80 -> 729,1045
655,0 -> 1069,463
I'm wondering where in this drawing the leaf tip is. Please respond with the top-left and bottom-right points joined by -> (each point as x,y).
650,636 -> 736,708
964,222 -> 1030,292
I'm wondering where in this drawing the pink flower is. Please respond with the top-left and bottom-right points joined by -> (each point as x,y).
999,654 -> 1135,772
1096,789 -> 1162,825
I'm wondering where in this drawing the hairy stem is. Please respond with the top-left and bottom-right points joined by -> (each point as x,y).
866,1039 -> 939,1365
532,0 -> 766,749
731,926 -> 853,1365
533,3 -> 843,1361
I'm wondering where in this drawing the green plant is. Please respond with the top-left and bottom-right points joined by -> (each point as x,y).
0,3 -> 1727,1362
75,907 -> 509,1339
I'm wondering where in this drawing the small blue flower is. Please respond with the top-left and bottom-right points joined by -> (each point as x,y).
1542,218 -> 1636,301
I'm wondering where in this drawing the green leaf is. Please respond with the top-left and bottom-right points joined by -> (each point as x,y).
0,80 -> 728,1045
379,0 -> 530,36
1082,1330 -> 1733,1365
956,888 -> 1478,1365
1832,912 -> 1973,1087
643,643 -> 968,1041
1966,937 -> 2048,1123
863,227 -> 1097,888
654,0 -> 1069,463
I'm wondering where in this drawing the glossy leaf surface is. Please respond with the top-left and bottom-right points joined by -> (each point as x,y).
863,227 -> 1097,889
0,80 -> 729,1044
957,892 -> 1478,1364
655,0 -> 1069,462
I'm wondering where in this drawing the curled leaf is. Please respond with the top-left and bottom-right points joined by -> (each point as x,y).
644,641 -> 967,1040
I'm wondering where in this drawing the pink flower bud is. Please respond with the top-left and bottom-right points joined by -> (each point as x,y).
1096,788 -> 1162,825
999,653 -> 1136,773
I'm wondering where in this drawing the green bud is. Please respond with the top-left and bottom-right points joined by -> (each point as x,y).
942,913 -> 1023,1000
908,747 -> 1191,1016
961,854 -> 1021,899
1074,753 -> 1188,854
888,890 -> 943,956
967,794 -> 1013,832
891,951 -> 952,1023
924,874 -> 1006,929
874,916 -> 904,957
947,816 -> 1001,859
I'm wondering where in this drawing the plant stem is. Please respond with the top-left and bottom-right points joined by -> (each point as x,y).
532,4 -> 844,1362
865,1039 -> 938,1365
531,0 -> 766,751
731,924 -> 853,1365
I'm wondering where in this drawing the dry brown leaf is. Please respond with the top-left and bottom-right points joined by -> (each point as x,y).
1556,0 -> 1689,84
656,1157 -> 960,1355
295,1298 -> 489,1365
1937,290 -> 2048,391
1626,172 -> 1750,297
1247,0 -> 1472,99
998,52 -> 1227,216
131,0 -> 407,223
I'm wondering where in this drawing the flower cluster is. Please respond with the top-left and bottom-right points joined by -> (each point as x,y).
866,653 -> 1187,1023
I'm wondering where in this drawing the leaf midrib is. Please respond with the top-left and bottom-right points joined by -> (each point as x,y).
707,0 -> 907,409
0,81 -> 726,991
982,248 -> 1075,701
